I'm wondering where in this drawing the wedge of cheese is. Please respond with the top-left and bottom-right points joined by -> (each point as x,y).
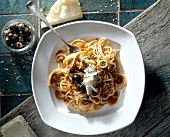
41,0 -> 83,28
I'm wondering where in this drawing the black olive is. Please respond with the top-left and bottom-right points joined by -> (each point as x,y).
72,74 -> 82,84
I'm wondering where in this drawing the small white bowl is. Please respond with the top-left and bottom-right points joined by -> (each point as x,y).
31,21 -> 145,135
1,19 -> 36,53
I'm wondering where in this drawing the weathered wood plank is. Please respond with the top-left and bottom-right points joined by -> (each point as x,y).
0,97 -> 109,137
108,0 -> 170,136
144,115 -> 170,137
109,0 -> 170,136
0,0 -> 170,136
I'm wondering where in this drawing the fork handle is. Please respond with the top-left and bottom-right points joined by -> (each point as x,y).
26,1 -> 68,46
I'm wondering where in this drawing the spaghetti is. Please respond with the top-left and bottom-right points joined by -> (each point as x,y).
48,38 -> 127,113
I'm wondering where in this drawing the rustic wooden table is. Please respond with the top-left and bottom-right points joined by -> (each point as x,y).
0,0 -> 170,136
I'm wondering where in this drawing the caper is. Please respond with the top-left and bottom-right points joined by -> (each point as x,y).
24,27 -> 29,32
4,29 -> 10,34
13,34 -> 18,38
5,36 -> 9,41
19,36 -> 23,42
8,33 -> 13,37
18,23 -> 25,28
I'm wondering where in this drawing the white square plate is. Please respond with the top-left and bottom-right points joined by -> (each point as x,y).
31,21 -> 145,135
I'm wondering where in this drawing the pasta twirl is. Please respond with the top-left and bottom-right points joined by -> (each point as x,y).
48,38 -> 127,113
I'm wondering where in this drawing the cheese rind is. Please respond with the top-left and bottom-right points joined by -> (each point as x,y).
41,0 -> 83,28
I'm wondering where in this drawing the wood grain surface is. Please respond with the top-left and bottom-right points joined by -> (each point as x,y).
0,0 -> 170,136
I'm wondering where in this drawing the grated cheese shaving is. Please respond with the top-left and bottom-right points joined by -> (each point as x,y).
83,64 -> 98,95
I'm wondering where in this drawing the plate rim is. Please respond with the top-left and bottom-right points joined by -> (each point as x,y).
31,20 -> 145,135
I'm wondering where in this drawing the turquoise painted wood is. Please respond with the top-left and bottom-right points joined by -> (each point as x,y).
39,0 -> 118,12
120,0 -> 157,10
1,95 -> 31,117
82,13 -> 117,24
0,53 -> 34,93
120,11 -> 141,26
0,0 -> 37,14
